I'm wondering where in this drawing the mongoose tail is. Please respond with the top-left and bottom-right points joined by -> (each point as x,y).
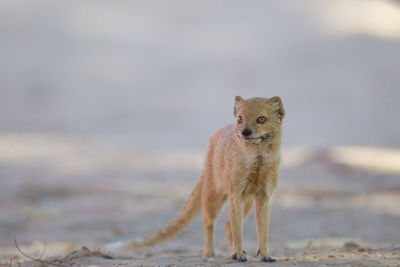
103,179 -> 202,252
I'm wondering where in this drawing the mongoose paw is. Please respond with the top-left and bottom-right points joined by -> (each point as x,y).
237,255 -> 248,262
261,255 -> 277,262
232,252 -> 247,262
231,250 -> 246,259
257,250 -> 277,262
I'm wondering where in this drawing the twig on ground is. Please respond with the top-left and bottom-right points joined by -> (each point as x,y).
14,237 -> 66,266
14,237 -> 113,266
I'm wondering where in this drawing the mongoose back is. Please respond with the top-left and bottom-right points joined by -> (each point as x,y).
104,96 -> 285,262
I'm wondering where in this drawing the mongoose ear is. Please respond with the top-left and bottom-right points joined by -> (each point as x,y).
234,96 -> 243,116
268,96 -> 285,120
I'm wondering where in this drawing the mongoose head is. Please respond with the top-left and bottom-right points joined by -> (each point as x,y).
234,96 -> 285,145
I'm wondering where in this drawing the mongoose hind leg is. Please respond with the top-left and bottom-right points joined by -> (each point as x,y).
202,189 -> 226,257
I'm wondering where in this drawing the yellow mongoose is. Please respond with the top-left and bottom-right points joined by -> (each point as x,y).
104,96 -> 285,262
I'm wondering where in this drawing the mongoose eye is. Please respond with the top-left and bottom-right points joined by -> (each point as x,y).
256,116 -> 266,124
238,115 -> 243,123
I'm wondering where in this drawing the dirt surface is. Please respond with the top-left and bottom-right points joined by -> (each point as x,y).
0,144 -> 399,266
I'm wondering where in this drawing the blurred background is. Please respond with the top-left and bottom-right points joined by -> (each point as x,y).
0,0 -> 399,263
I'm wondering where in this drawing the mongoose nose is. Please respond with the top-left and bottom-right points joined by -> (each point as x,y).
242,128 -> 252,137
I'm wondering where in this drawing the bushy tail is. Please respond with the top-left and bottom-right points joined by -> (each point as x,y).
103,180 -> 202,252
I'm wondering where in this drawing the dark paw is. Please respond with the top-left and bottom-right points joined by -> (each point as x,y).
237,255 -> 248,262
232,250 -> 246,260
232,252 -> 247,262
261,255 -> 277,262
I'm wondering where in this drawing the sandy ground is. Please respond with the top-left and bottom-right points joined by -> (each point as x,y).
1,0 -> 400,266
0,143 -> 399,266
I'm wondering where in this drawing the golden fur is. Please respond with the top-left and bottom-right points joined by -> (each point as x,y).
104,96 -> 285,262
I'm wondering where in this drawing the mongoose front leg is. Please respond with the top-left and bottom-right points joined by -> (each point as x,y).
255,193 -> 276,262
228,194 -> 247,262
225,198 -> 252,255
